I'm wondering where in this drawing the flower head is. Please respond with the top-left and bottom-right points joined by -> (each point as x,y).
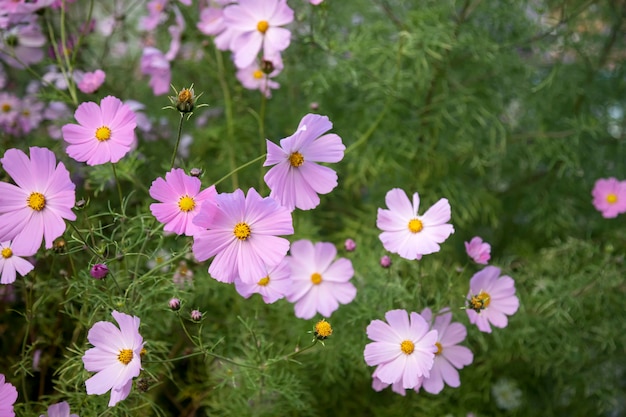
39,401 -> 80,417
77,69 -> 106,94
466,266 -> 519,333
62,96 -> 137,166
377,188 -> 454,260
90,263 -> 109,280
364,309 -> 438,389
82,310 -> 144,407
0,373 -> 17,417
380,255 -> 392,268
591,177 -> 626,218
234,257 -> 291,303
264,114 -> 345,211
465,236 -> 491,265
286,240 -> 356,319
0,147 -> 76,255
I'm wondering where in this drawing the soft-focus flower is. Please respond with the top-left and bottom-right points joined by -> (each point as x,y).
236,56 -> 282,98
309,0 -> 323,4
234,257 -> 291,303
466,266 -> 519,333
140,47 -> 171,95
168,298 -> 180,310
364,309 -> 438,389
0,147 -> 76,254
465,236 -> 491,265
377,188 -> 454,260
492,378 -> 523,410
164,6 -> 185,61
591,177 -> 626,218
149,168 -> 217,237
139,0 -> 168,31
0,373 -> 17,416
0,92 -> 20,129
380,255 -> 391,268
192,188 -> 293,284
77,69 -> 105,93
61,96 -> 137,165
264,113 -> 345,211
191,309 -> 202,321
344,238 -> 356,252
286,240 -> 356,319
224,0 -> 294,68
172,261 -> 193,287
0,16 -> 46,68
16,96 -> 44,135
82,310 -> 144,407
39,401 -> 79,417
0,240 -> 35,284
90,263 -> 109,280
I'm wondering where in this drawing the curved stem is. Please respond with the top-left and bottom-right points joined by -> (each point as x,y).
170,113 -> 185,169
213,154 -> 267,187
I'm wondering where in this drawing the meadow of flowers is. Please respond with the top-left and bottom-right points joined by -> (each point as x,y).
1,0 -> 625,416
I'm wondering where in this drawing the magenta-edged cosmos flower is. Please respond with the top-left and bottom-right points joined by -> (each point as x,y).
77,69 -> 105,94
377,188 -> 454,260
264,114 -> 345,211
149,168 -> 217,236
234,257 -> 291,304
364,309 -> 438,389
465,236 -> 491,265
82,310 -> 144,407
466,266 -> 519,333
0,147 -> 76,255
39,401 -> 79,417
62,96 -> 136,166
0,240 -> 35,284
0,373 -> 17,417
192,188 -> 293,284
591,177 -> 626,218
286,240 -> 356,319
224,0 -> 294,68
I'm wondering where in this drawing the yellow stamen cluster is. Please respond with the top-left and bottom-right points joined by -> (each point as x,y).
257,20 -> 269,33
1,104 -> 11,112
1,248 -> 12,259
289,152 -> 304,167
258,276 -> 270,286
95,126 -> 112,141
234,222 -> 252,240
178,195 -> 196,212
253,70 -> 264,79
435,342 -> 443,355
314,319 -> 333,339
117,349 -> 133,365
310,272 -> 322,285
606,193 -> 618,204
408,218 -> 423,233
400,340 -> 415,355
27,192 -> 46,211
469,291 -> 491,313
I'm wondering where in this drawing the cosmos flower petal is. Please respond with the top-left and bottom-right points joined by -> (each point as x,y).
421,359 -> 446,394
442,345 -> 474,368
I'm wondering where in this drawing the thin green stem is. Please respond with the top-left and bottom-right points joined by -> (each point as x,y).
215,47 -> 238,189
170,113 -> 185,169
214,154 -> 267,187
110,163 -> 124,208
68,222 -> 103,260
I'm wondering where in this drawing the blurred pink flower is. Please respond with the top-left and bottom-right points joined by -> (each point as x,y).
139,0 -> 168,31
286,240 -> 356,319
364,309 -> 438,389
377,189 -> 454,260
140,47 -> 171,95
264,113 -> 345,211
62,96 -> 137,165
192,188 -> 293,284
39,401 -> 79,417
235,257 -> 291,304
77,69 -> 106,94
164,6 -> 185,61
466,266 -> 519,333
236,57 -> 282,97
0,92 -> 20,133
0,16 -> 46,68
591,177 -> 626,218
149,168 -> 217,236
0,373 -> 17,416
309,0 -> 323,4
16,96 -> 44,135
82,311 -> 144,407
0,240 -> 35,284
0,147 -> 76,254
465,236 -> 491,265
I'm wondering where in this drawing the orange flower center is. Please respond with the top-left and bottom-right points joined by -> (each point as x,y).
257,20 -> 269,33
469,291 -> 491,312
435,342 -> 443,355
408,218 -> 423,233
1,248 -> 12,259
117,349 -> 133,365
310,272 -> 322,285
258,276 -> 270,286
400,340 -> 414,354
289,152 -> 304,167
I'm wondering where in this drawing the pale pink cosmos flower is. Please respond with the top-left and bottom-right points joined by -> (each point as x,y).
39,401 -> 79,417
591,177 -> 626,218
264,113 -> 345,211
82,310 -> 144,407
0,240 -> 35,284
234,257 -> 291,303
364,309 -> 438,389
192,188 -> 293,284
16,96 -> 45,135
77,69 -> 105,94
377,188 -> 454,260
465,236 -> 491,265
0,147 -> 76,255
286,240 -> 356,319
140,47 -> 171,95
466,266 -> 519,333
139,0 -> 168,31
0,16 -> 46,68
61,96 -> 137,166
164,6 -> 185,61
224,0 -> 294,68
236,55 -> 282,98
149,168 -> 217,236
0,373 -> 17,417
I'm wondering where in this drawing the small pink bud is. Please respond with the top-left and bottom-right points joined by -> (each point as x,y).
344,238 -> 356,252
380,255 -> 392,268
90,263 -> 109,279
169,298 -> 181,311
191,309 -> 202,321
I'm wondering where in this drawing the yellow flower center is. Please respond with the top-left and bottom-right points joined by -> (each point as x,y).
315,320 -> 333,338
1,103 -> 11,112
27,192 -> 46,211
95,126 -> 111,141
310,272 -> 322,285
289,152 -> 304,167
257,20 -> 269,33
400,340 -> 415,355
117,349 -> 133,365
22,109 -> 30,116
408,218 -> 423,233
1,248 -> 12,259
253,69 -> 264,79
606,193 -> 618,204
258,276 -> 270,286
233,222 -> 251,240
469,291 -> 491,312
140,347 -> 147,357
178,195 -> 196,212
435,342 -> 443,355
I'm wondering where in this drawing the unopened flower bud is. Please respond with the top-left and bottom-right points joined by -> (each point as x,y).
189,167 -> 203,177
314,319 -> 333,340
380,255 -> 392,268
191,309 -> 202,321
309,102 -> 319,111
261,59 -> 275,74
169,298 -> 181,311
176,87 -> 195,113
344,238 -> 356,252
75,198 -> 86,209
90,263 -> 109,279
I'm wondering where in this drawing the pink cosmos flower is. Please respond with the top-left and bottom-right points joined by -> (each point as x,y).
377,188 -> 454,260
0,147 -> 76,255
224,0 -> 294,68
82,310 -> 144,407
192,188 -> 294,284
234,257 -> 291,303
16,96 -> 44,135
61,96 -> 137,166
164,6 -> 185,61
39,401 -> 79,417
364,309 -> 438,389
236,55 -> 282,98
466,266 -> 519,333
264,113 -> 345,211
286,240 -> 356,319
0,373 -> 17,417
77,69 -> 105,94
0,16 -> 46,68
149,169 -> 217,236
591,177 -> 626,218
0,240 -> 35,284
140,47 -> 171,95
465,236 -> 491,265
139,0 -> 168,31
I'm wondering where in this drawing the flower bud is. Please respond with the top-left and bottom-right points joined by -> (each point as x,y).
344,238 -> 356,252
191,309 -> 202,321
189,167 -> 203,177
90,263 -> 109,279
314,319 -> 333,340
380,255 -> 391,268
169,298 -> 181,311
